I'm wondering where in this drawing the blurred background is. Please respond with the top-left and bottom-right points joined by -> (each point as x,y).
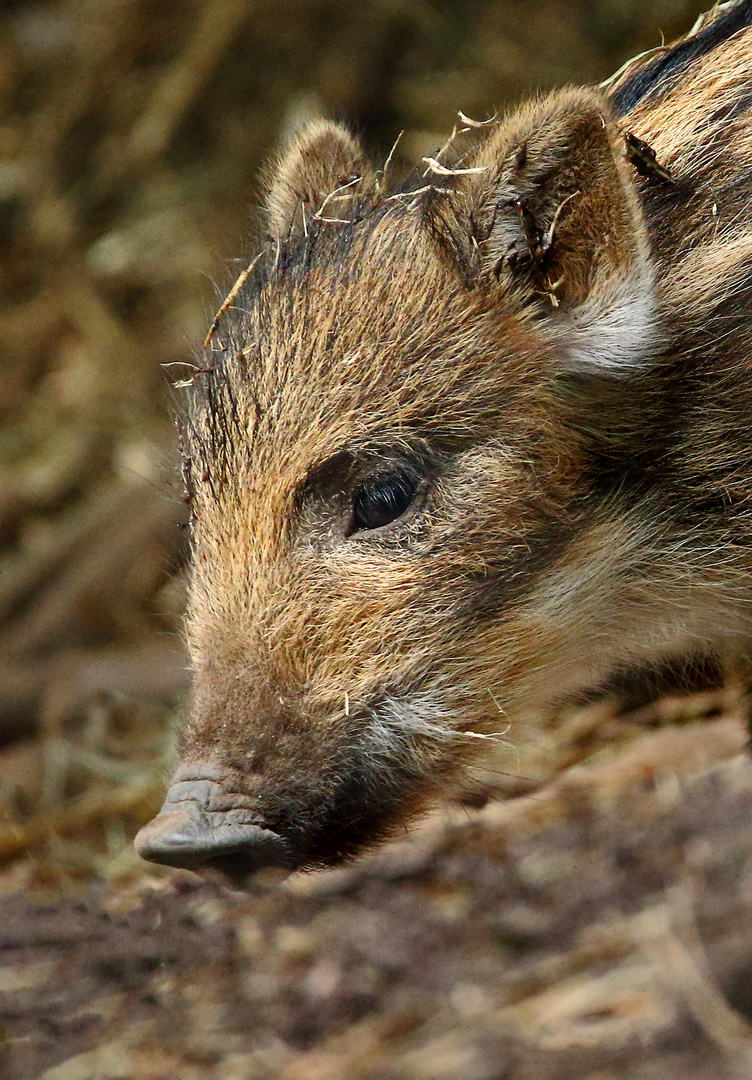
0,0 -> 712,897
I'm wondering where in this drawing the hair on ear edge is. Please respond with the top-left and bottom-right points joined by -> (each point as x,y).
265,119 -> 377,242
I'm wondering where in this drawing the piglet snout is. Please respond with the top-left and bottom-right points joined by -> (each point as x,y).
135,773 -> 295,886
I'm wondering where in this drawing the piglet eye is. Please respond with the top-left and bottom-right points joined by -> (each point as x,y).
350,471 -> 418,534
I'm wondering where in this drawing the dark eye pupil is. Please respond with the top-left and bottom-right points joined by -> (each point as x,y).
351,472 -> 417,533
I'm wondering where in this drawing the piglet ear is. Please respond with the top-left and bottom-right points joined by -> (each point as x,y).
454,88 -> 657,373
265,119 -> 377,243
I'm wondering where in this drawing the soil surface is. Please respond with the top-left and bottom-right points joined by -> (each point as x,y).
4,714 -> 752,1080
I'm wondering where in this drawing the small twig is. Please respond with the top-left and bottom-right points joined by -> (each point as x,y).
546,190 -> 579,243
461,727 -> 511,741
457,109 -> 497,128
314,174 -> 364,221
424,124 -> 458,175
203,252 -> 262,349
161,360 -> 216,388
161,360 -> 207,371
422,158 -> 488,177
422,115 -> 484,178
600,44 -> 669,93
378,130 -> 404,192
385,186 -> 432,202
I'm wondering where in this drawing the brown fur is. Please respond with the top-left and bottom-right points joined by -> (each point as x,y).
265,119 -> 377,242
137,2 -> 752,877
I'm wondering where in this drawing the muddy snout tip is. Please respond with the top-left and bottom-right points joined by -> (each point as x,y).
135,780 -> 296,887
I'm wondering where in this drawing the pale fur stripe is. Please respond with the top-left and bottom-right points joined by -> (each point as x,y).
560,266 -> 660,374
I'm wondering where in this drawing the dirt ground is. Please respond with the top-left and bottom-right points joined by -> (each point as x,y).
4,707 -> 752,1080
3,1 -> 752,1078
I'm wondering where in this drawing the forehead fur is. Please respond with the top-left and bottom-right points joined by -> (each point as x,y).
189,195 -> 544,495
188,84 -> 653,500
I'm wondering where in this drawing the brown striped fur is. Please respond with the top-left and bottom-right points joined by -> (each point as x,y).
136,2 -> 752,879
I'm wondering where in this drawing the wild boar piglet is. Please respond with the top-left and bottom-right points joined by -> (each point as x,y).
137,1 -> 752,884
